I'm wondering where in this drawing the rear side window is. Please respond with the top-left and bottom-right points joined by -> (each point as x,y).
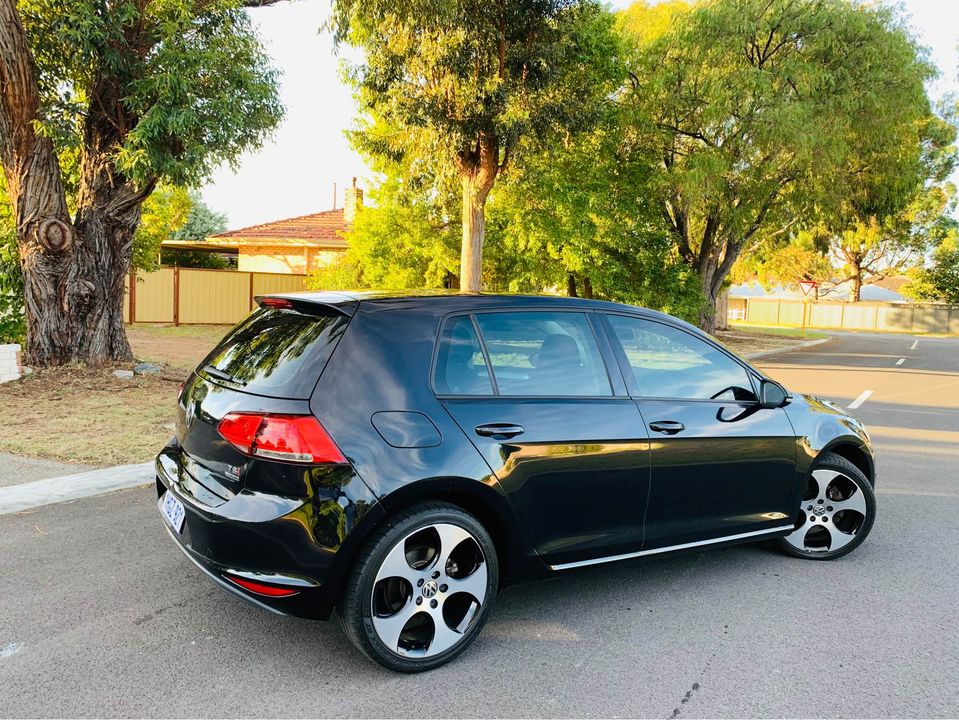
474,312 -> 610,396
433,316 -> 494,395
200,307 -> 349,399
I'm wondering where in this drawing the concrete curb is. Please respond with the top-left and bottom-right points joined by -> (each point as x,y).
0,461 -> 154,516
744,336 -> 832,361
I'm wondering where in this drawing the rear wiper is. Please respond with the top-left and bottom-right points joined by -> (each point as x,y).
201,365 -> 247,386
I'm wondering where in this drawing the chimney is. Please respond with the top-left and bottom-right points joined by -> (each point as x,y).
344,177 -> 363,227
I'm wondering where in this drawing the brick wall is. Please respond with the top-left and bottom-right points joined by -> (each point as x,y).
0,343 -> 21,384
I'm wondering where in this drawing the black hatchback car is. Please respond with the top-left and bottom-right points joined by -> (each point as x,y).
156,291 -> 876,672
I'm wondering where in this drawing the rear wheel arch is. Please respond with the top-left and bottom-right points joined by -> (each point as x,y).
373,478 -> 530,588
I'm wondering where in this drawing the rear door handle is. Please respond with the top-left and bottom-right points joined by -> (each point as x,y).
475,423 -> 525,439
649,420 -> 685,435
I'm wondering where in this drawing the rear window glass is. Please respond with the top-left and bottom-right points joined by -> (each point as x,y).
200,307 -> 348,398
433,316 -> 494,395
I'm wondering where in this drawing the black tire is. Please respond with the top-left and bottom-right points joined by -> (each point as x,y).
775,452 -> 876,560
337,502 -> 498,672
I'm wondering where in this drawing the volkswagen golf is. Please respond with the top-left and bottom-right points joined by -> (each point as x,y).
156,291 -> 876,672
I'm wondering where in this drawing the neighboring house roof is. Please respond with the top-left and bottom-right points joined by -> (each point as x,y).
206,208 -> 349,248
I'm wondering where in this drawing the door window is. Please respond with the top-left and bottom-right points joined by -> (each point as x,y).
606,315 -> 756,401
433,316 -> 494,395
474,312 -> 611,397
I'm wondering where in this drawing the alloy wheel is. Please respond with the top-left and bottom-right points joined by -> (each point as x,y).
370,522 -> 488,658
783,468 -> 869,553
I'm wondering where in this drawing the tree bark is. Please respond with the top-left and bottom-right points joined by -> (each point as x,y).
458,133 -> 499,292
566,273 -> 578,297
0,0 -> 143,366
851,264 -> 863,302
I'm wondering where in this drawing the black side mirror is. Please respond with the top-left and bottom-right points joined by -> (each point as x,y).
759,379 -> 788,409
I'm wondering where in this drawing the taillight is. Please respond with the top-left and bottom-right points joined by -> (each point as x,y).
217,413 -> 346,464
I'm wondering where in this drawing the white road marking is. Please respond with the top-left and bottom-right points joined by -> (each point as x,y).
0,642 -> 24,659
896,358 -> 905,366
910,339 -> 918,350
848,390 -> 873,410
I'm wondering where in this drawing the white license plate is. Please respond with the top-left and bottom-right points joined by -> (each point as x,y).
160,491 -> 186,533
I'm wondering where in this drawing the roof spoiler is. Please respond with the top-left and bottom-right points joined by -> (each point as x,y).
254,295 -> 357,318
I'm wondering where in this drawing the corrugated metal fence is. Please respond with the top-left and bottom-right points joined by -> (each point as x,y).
124,268 -> 309,325
729,296 -> 959,335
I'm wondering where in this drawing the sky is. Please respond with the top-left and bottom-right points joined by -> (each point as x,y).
201,0 -> 959,230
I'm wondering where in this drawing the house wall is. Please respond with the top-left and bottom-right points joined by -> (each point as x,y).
238,246 -> 310,274
307,248 -> 344,272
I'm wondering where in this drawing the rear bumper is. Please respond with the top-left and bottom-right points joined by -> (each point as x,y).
155,447 -> 382,620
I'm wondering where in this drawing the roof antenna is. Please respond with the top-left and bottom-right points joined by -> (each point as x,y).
332,182 -> 337,210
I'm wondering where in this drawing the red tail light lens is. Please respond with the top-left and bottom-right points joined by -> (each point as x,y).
217,413 -> 346,464
259,297 -> 293,309
224,574 -> 299,597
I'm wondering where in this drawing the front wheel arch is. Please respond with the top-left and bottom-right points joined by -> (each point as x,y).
819,440 -> 874,485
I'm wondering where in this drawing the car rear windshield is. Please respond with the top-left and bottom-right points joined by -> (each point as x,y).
199,306 -> 349,399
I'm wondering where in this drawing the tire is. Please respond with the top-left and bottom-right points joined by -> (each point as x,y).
775,452 -> 876,560
337,502 -> 498,672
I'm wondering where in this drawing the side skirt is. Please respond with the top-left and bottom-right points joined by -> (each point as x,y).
549,525 -> 794,571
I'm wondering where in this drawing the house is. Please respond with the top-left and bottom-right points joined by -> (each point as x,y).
161,180 -> 363,274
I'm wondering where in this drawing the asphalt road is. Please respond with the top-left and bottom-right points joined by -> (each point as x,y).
1,331 -> 957,718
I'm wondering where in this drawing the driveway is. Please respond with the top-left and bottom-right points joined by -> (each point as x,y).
1,331 -> 956,718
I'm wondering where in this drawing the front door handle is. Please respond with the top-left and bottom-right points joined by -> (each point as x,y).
475,423 -> 525,439
649,420 -> 685,435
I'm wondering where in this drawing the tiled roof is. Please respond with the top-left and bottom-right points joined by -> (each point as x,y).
209,208 -> 348,248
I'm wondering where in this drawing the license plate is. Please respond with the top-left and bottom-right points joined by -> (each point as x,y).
160,491 -> 186,533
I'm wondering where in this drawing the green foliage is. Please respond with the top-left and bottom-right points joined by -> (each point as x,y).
171,192 -> 229,241
309,179 -> 459,290
902,230 -> 959,303
0,177 -> 24,344
133,185 -> 192,272
618,0 -> 938,317
20,0 -> 284,188
332,0 -> 620,177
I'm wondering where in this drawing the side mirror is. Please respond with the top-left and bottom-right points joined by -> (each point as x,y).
759,379 -> 788,409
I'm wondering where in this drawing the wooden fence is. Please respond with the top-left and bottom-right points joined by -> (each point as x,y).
728,296 -> 959,335
124,267 -> 309,325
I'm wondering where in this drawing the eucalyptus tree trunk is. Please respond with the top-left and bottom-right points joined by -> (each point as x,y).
459,134 -> 499,292
0,0 -> 147,366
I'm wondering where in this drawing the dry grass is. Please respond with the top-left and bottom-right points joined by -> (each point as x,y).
0,365 -> 185,467
127,324 -> 231,369
716,326 -> 827,358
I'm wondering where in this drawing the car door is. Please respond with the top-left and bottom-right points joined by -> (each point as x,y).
602,313 -> 797,550
434,310 -> 651,568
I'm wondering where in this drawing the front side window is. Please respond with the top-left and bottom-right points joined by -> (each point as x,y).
474,312 -> 611,397
606,315 -> 756,401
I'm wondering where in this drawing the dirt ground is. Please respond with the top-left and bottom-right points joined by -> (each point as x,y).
126,324 -> 231,369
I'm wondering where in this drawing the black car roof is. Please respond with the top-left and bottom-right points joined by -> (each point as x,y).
263,289 -> 704,337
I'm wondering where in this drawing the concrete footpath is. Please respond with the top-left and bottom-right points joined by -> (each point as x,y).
0,461 -> 153,515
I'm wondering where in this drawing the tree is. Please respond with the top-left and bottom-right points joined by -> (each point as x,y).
620,0 -> 936,331
309,177 -> 460,291
171,192 -> 229,242
0,0 -> 282,366
902,229 -> 959,303
328,0 -> 621,292
133,185 -> 193,272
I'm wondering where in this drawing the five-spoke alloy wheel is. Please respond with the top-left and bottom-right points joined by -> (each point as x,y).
338,503 -> 498,672
776,452 -> 876,560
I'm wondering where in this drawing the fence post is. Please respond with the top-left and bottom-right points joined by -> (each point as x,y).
173,266 -> 180,327
128,270 -> 136,324
249,272 -> 255,311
